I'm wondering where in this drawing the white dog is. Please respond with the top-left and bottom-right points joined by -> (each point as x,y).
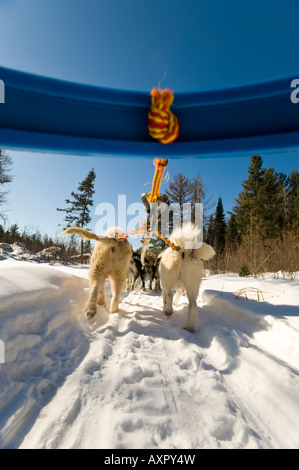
59,226 -> 132,319
159,223 -> 215,332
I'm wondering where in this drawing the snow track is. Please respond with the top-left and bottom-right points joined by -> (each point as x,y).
0,260 -> 299,448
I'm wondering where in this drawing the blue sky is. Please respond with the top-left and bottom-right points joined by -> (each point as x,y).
0,0 -> 298,247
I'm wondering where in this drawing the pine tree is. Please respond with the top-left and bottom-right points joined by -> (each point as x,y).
8,223 -> 20,243
213,197 -> 227,254
0,149 -> 13,220
233,155 -> 265,236
275,172 -> 291,231
0,224 -> 5,240
206,214 -> 215,246
226,213 -> 239,250
233,155 -> 292,241
57,169 -> 96,260
288,169 -> 299,229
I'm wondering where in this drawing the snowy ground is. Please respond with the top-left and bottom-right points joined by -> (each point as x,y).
0,252 -> 299,449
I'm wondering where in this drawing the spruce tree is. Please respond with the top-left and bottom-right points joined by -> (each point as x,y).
213,197 -> 227,254
233,155 -> 292,241
57,169 -> 96,260
259,167 -> 283,239
206,214 -> 215,246
226,213 -> 239,250
234,155 -> 265,236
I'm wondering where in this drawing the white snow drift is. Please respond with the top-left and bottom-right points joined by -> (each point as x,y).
0,248 -> 299,449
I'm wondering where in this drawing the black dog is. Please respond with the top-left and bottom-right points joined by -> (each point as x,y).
126,253 -> 146,291
143,253 -> 161,291
127,252 -> 161,291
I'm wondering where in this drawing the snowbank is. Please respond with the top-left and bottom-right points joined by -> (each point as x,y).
0,258 -> 299,449
0,258 -> 89,448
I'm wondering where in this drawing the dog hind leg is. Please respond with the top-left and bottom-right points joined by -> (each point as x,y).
141,271 -> 146,291
163,288 -> 173,316
84,277 -> 102,320
97,277 -> 106,306
109,274 -> 126,313
184,283 -> 200,332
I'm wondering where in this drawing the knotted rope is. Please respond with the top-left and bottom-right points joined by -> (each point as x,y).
148,88 -> 179,144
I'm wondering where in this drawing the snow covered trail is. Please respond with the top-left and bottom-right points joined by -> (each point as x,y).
19,288 -> 262,449
1,259 -> 299,449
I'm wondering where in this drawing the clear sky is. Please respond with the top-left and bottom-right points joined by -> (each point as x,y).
0,0 -> 298,247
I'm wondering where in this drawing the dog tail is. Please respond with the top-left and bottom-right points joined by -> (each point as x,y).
169,223 -> 216,260
58,226 -> 105,242
196,242 -> 216,261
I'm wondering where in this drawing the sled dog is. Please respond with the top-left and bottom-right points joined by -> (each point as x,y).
126,253 -> 146,291
59,226 -> 132,319
159,223 -> 215,332
144,254 -> 161,291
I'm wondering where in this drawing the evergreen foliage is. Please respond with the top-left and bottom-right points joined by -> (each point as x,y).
239,264 -> 251,277
213,197 -> 227,254
57,169 -> 96,260
0,223 -> 79,262
226,213 -> 239,250
0,149 -> 13,220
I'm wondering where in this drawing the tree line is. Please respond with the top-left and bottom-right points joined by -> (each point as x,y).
146,155 -> 299,276
0,151 -> 96,262
1,150 -> 298,275
206,155 -> 299,276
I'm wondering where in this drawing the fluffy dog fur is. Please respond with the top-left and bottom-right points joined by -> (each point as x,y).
159,223 -> 215,332
59,226 -> 132,319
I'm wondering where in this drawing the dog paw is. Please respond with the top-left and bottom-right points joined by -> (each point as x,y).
183,324 -> 195,333
163,310 -> 173,317
84,306 -> 97,320
109,304 -> 119,314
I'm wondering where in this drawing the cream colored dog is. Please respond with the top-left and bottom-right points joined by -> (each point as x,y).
59,226 -> 132,319
159,223 -> 216,332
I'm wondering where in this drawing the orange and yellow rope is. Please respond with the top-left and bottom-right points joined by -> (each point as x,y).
148,158 -> 168,203
148,88 -> 179,144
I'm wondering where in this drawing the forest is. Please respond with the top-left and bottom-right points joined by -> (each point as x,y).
0,150 -> 298,276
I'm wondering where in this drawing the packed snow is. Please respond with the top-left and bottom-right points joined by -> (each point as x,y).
0,244 -> 299,449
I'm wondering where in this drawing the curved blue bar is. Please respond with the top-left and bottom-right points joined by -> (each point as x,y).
0,66 -> 298,157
